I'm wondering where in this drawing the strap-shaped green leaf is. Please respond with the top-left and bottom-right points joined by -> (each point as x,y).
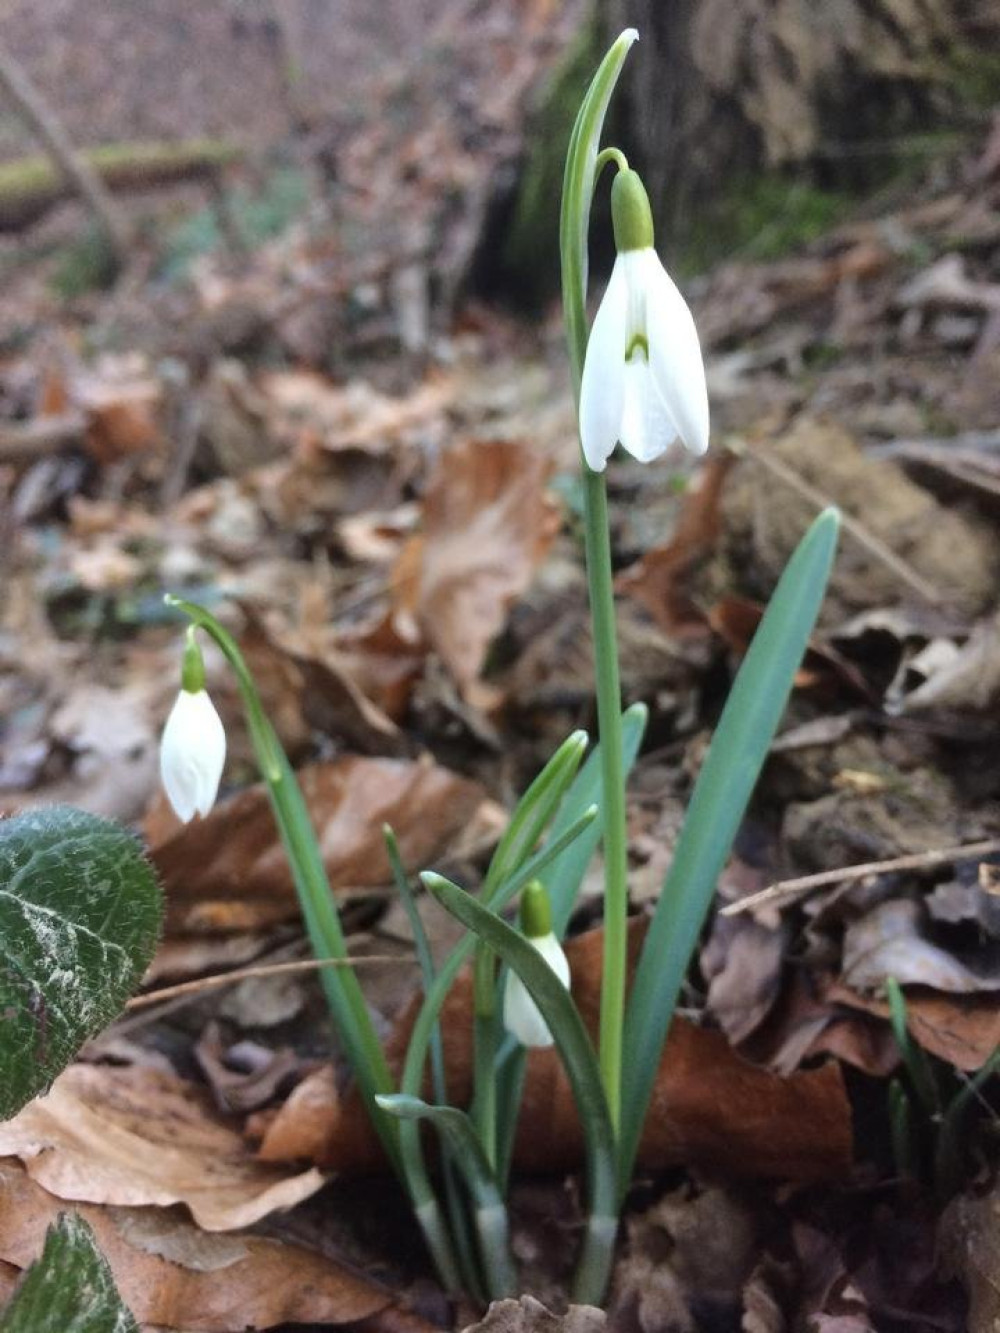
0,1213 -> 138,1332
619,508 -> 841,1189
376,1094 -> 516,1298
423,873 -> 617,1306
0,807 -> 162,1119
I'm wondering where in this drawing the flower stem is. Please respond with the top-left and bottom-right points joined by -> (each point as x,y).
559,31 -> 639,1136
580,472 -> 628,1132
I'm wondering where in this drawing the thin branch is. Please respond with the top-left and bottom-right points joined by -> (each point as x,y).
727,437 -> 945,606
0,39 -> 129,263
721,838 -> 1000,917
125,952 -> 413,1010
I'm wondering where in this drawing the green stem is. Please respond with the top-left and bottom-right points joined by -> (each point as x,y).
472,1006 -> 498,1167
559,32 -> 638,1136
580,473 -> 628,1132
166,599 -> 463,1290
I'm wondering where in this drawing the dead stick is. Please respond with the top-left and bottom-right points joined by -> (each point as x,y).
722,837 -> 1000,917
727,438 -> 945,606
125,953 -> 413,1010
0,412 -> 85,461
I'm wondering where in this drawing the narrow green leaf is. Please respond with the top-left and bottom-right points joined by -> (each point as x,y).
483,729 -> 588,900
887,976 -> 940,1114
0,807 -> 162,1119
424,874 -> 617,1305
560,26 -> 639,396
547,702 -> 647,936
376,1094 -> 517,1298
494,702 -> 648,1187
0,1213 -> 138,1333
619,508 -> 841,1189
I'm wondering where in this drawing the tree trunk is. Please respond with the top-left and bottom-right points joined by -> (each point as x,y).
0,39 -> 129,266
602,0 -> 999,253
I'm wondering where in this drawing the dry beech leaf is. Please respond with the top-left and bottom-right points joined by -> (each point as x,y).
824,980 -> 1000,1072
461,1296 -> 605,1333
617,454 -> 734,636
145,755 -> 504,934
0,1161 -> 395,1332
391,438 -> 560,695
257,922 -> 851,1183
0,1064 -> 325,1232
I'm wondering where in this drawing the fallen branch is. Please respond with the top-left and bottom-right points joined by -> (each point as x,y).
0,413 -> 86,462
721,837 -> 1000,916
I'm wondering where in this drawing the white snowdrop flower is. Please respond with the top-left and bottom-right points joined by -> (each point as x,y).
579,167 -> 709,472
503,882 -> 570,1049
160,631 -> 226,822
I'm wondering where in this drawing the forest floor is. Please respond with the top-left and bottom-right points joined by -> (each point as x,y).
2,12 -> 1000,1332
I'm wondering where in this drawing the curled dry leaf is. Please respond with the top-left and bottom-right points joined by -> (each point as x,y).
461,1296 -> 605,1333
390,437 -> 561,696
841,899 -> 1000,995
145,755 -> 504,934
0,1161 -> 396,1333
257,922 -> 851,1183
0,1063 -> 325,1232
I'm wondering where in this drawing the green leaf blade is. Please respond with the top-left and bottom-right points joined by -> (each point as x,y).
0,807 -> 162,1119
0,1213 -> 138,1333
619,508 -> 841,1188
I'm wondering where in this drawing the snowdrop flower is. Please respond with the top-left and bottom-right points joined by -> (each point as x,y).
160,630 -> 226,823
503,881 -> 570,1049
579,167 -> 709,471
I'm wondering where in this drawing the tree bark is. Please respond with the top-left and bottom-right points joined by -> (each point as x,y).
0,39 -> 129,266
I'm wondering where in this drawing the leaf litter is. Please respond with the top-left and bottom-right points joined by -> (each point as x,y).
2,7 -> 1000,1330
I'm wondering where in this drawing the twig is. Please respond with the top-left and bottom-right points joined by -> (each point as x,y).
727,437 -> 945,606
125,953 -> 412,1010
722,837 -> 1000,917
0,412 -> 85,461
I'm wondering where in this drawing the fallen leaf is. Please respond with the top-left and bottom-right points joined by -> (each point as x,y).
257,922 -> 852,1183
0,1064 -> 324,1232
0,1161 -> 394,1332
825,981 -> 1000,1072
616,455 -> 734,635
841,899 -> 1000,994
390,437 -> 560,696
460,1296 -> 605,1333
940,1179 -> 1000,1333
145,755 -> 504,933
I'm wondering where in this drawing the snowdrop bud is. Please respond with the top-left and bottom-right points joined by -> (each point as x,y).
580,166 -> 709,472
502,881 -> 570,1049
160,630 -> 226,823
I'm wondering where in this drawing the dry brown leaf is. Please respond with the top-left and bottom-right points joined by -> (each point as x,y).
939,1178 -> 1000,1333
461,1296 -> 605,1333
145,755 -> 504,934
0,1064 -> 325,1232
390,437 -> 560,695
617,455 -> 734,636
0,1161 -> 395,1332
825,980 -> 1000,1072
257,922 -> 851,1183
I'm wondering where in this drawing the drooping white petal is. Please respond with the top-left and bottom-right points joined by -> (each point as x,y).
579,255 -> 629,472
618,359 -> 679,464
502,931 -> 571,1049
641,250 -> 710,457
160,688 -> 226,823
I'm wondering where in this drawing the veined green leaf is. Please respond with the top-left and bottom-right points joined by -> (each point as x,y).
0,1213 -> 138,1332
619,508 -> 841,1189
0,807 -> 162,1119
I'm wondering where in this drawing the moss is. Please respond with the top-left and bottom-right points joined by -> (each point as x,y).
0,139 -> 240,215
678,174 -> 852,275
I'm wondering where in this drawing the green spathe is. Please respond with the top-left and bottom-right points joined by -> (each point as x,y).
611,169 -> 654,252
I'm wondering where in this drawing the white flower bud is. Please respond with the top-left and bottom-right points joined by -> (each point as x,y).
503,931 -> 570,1049
160,688 -> 226,823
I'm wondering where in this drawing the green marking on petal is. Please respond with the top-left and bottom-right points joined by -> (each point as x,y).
625,334 -> 648,363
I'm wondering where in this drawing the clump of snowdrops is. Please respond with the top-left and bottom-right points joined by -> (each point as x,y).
160,31 -> 840,1306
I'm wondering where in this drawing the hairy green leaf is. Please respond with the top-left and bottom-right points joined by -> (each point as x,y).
0,807 -> 162,1118
0,1213 -> 138,1333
